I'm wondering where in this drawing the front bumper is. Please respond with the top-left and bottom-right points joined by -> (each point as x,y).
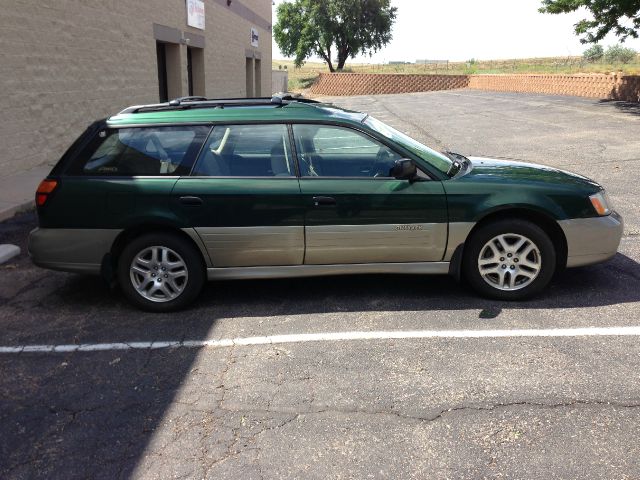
559,211 -> 624,268
28,227 -> 121,275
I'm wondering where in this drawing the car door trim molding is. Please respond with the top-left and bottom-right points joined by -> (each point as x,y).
305,223 -> 447,265
206,261 -> 450,280
185,176 -> 297,180
194,226 -> 305,267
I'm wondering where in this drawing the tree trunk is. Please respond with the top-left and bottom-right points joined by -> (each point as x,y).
317,43 -> 335,72
336,46 -> 350,71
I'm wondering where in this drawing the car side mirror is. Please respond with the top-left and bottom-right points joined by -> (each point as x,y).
390,159 -> 417,181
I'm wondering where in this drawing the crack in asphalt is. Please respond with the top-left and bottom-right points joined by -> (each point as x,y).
218,398 -> 640,425
195,397 -> 640,474
0,271 -> 54,308
201,346 -> 239,477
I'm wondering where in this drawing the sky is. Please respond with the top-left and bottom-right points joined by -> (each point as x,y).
271,0 -> 640,63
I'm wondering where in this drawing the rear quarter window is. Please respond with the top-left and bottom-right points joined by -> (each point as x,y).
66,126 -> 210,176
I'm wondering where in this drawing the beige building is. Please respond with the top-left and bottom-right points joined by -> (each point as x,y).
0,0 -> 273,176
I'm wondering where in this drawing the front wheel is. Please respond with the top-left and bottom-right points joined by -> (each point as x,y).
118,233 -> 205,312
463,219 -> 556,300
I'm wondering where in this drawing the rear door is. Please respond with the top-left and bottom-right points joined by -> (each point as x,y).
172,123 -> 304,267
292,124 -> 448,265
48,125 -> 210,230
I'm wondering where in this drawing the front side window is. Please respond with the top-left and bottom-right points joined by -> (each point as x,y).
292,124 -> 402,178
192,124 -> 294,177
70,126 -> 210,176
364,116 -> 452,175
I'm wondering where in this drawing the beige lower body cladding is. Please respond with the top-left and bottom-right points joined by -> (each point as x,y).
310,73 -> 640,102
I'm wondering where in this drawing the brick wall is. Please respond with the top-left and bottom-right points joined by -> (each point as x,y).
310,73 -> 640,103
309,73 -> 469,96
0,0 -> 272,177
468,74 -> 640,101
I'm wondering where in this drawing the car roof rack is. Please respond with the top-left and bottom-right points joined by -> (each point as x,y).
118,93 -> 321,115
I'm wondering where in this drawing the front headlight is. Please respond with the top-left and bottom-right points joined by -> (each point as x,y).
589,191 -> 612,216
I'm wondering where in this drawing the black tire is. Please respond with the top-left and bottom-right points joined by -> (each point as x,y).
117,232 -> 205,312
463,219 -> 556,300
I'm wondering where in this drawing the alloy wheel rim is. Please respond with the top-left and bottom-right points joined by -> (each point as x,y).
130,246 -> 189,303
477,233 -> 541,291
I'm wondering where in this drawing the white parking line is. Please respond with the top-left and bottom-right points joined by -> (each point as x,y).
2,326 -> 640,354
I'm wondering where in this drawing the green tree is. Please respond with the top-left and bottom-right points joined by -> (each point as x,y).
583,44 -> 604,62
539,0 -> 640,43
274,0 -> 397,72
604,43 -> 638,62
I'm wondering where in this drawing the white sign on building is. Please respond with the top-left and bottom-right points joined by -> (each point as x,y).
186,0 -> 205,30
251,27 -> 259,47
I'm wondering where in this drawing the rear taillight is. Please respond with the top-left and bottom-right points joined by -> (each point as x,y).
36,179 -> 58,206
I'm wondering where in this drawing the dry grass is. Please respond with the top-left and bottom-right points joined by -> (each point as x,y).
272,56 -> 640,92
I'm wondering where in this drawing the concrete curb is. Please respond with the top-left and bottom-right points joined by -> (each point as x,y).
0,244 -> 21,264
0,200 -> 34,224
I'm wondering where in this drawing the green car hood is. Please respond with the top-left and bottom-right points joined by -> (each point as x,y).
442,156 -> 603,222
464,156 -> 601,191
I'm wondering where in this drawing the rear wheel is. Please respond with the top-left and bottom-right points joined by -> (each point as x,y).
118,233 -> 205,312
463,219 -> 556,300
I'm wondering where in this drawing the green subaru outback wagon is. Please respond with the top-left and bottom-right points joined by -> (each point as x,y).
29,95 -> 623,311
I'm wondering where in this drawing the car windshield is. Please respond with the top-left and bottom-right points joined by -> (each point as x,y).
364,116 -> 453,175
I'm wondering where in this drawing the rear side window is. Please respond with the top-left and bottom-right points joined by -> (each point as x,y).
192,124 -> 294,177
67,126 -> 210,176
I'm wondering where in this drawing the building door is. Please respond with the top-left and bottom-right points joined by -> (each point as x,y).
254,59 -> 261,97
187,47 -> 194,96
156,41 -> 182,102
187,47 -> 205,97
156,42 -> 169,102
245,58 -> 254,97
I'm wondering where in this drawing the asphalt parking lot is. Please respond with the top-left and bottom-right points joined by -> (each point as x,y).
2,90 -> 640,479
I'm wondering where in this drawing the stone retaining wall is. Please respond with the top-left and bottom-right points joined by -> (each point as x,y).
468,74 -> 640,101
309,73 -> 469,96
309,73 -> 640,102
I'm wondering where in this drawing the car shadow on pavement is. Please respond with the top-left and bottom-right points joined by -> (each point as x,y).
206,252 -> 640,312
7,252 -> 640,344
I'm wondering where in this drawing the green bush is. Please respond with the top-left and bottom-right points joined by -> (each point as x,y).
604,44 -> 637,64
583,44 -> 604,62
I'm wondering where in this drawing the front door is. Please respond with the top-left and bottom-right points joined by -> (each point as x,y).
292,124 -> 448,265
173,124 -> 304,267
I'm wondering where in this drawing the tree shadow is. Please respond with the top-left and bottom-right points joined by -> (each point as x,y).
598,99 -> 640,116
